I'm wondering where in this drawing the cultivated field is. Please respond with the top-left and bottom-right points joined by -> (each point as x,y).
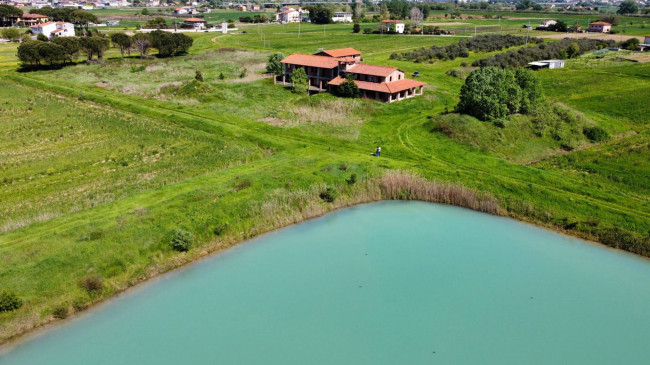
0,17 -> 648,344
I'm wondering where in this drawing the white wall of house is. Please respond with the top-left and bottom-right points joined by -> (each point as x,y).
31,22 -> 75,38
332,12 -> 352,23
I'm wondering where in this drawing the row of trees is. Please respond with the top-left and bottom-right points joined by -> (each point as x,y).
17,31 -> 193,68
472,38 -> 614,68
391,35 -> 543,63
457,67 -> 543,121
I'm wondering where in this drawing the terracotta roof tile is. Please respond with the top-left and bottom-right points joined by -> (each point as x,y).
184,18 -> 204,22
590,21 -> 611,25
329,76 -> 426,94
31,21 -> 54,28
281,53 -> 340,68
319,48 -> 361,57
347,64 -> 398,77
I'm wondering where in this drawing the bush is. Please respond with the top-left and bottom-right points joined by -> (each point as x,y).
36,33 -> 48,42
457,67 -> 543,121
265,52 -> 285,75
446,67 -> 467,79
1,28 -> 20,42
290,67 -> 308,94
0,290 -> 22,313
52,305 -> 68,319
583,126 -> 610,142
353,23 -> 361,33
622,37 -> 639,50
195,69 -> 203,82
170,229 -> 194,252
346,174 -> 357,185
130,64 -> 146,73
80,275 -> 103,295
337,73 -> 360,98
212,222 -> 229,236
363,28 -> 373,34
319,187 -> 338,202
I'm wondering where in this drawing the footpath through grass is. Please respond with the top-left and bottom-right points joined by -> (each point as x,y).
0,24 -> 649,343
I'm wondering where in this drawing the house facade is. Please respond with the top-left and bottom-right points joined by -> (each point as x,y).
380,19 -> 404,34
588,21 -> 611,33
275,7 -> 302,23
183,17 -> 205,29
332,12 -> 352,23
30,21 -> 75,38
539,19 -> 556,28
280,48 -> 425,103
20,13 -> 49,26
174,6 -> 196,14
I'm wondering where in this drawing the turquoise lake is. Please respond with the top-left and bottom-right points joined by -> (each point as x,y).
1,201 -> 649,364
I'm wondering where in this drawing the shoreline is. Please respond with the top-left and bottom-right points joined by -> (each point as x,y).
1,173 -> 647,348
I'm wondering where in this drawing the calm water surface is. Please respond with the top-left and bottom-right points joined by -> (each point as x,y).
1,201 -> 649,364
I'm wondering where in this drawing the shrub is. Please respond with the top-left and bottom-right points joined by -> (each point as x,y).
346,174 -> 357,185
290,67 -> 308,94
583,126 -> 610,142
212,222 -> 229,236
170,229 -> 194,252
446,67 -> 467,79
218,72 -> 225,80
36,33 -> 48,42
80,275 -> 103,295
319,187 -> 338,202
0,290 -> 22,313
239,68 -> 247,78
1,28 -> 20,42
337,73 -> 360,98
195,69 -> 203,82
265,52 -> 285,75
363,28 -> 373,34
353,23 -> 361,33
52,305 -> 68,319
622,38 -> 639,50
72,298 -> 88,312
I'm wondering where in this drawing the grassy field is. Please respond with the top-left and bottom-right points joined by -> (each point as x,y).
0,20 -> 648,344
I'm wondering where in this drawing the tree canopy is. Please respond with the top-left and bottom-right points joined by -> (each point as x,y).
306,4 -> 333,24
457,67 -> 543,121
618,0 -> 639,14
266,52 -> 285,75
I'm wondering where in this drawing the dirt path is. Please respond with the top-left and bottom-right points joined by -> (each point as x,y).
524,131 -> 638,166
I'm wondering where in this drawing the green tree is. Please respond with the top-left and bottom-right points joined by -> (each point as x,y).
353,22 -> 361,33
78,36 -> 109,60
146,17 -> 167,29
149,30 -> 174,56
622,37 -> 639,50
170,229 -> 194,252
0,290 -> 22,313
0,4 -> 23,25
110,32 -> 132,58
1,28 -> 20,42
17,40 -> 41,65
265,52 -> 285,82
338,73 -> 360,98
379,3 -> 389,18
52,36 -> 80,63
141,8 -> 150,16
170,32 -> 193,54
618,0 -> 639,14
457,67 -> 522,120
567,42 -> 580,58
290,67 -> 309,94
36,33 -> 49,42
513,68 -> 543,113
132,33 -> 151,58
516,0 -> 532,11
306,4 -> 334,24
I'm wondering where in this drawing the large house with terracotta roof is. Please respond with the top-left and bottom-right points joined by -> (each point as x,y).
280,48 -> 425,103
30,21 -> 75,38
588,21 -> 611,33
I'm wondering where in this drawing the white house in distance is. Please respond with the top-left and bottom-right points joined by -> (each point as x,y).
183,17 -> 205,29
31,21 -> 75,38
275,7 -> 302,23
588,21 -> 611,33
173,6 -> 197,15
539,19 -> 557,28
332,12 -> 352,23
380,19 -> 404,34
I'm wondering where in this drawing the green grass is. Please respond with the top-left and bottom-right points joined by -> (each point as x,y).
0,22 -> 648,343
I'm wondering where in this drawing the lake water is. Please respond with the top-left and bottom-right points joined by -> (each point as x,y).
1,201 -> 649,364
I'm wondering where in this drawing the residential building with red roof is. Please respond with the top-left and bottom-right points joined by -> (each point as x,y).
30,21 -> 75,38
279,48 -> 425,103
588,21 -> 611,33
380,19 -> 405,33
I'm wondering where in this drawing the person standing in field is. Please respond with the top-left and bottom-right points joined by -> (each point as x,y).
375,146 -> 381,157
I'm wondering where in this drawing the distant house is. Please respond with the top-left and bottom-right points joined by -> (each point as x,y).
637,35 -> 650,51
275,7 -> 302,23
235,4 -> 246,11
250,4 -> 260,11
527,59 -> 565,70
174,6 -> 196,15
589,21 -> 611,33
539,19 -> 557,28
183,17 -> 205,29
380,20 -> 405,34
20,13 -> 49,26
279,48 -> 425,102
30,21 -> 75,38
332,12 -> 352,23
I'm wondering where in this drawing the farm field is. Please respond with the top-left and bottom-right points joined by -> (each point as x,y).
0,19 -> 649,345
